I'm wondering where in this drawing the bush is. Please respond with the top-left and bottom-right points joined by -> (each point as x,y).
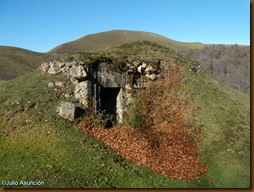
123,100 -> 143,129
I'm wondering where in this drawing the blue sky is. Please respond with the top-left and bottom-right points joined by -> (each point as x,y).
0,0 -> 250,52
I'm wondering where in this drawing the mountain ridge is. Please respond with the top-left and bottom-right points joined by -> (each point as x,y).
49,30 -> 206,54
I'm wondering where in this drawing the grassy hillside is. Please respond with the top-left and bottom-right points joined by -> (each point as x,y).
0,42 -> 250,188
49,30 -> 206,55
181,70 -> 250,187
0,46 -> 53,80
0,71 -> 193,188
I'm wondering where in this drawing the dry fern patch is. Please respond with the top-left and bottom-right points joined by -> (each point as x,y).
79,66 -> 209,181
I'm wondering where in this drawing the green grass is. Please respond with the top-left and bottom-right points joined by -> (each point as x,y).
60,41 -> 200,74
0,71 -> 194,188
180,70 -> 250,188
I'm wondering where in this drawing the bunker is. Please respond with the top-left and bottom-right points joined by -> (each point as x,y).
88,62 -> 126,125
100,87 -> 120,117
42,58 -> 167,123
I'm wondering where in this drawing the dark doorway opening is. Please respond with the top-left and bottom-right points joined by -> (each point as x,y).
100,87 -> 121,128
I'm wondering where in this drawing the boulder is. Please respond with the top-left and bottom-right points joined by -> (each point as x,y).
69,65 -> 88,80
137,65 -> 142,73
57,61 -> 65,68
77,61 -> 85,65
133,61 -> 140,67
74,81 -> 88,107
40,62 -> 50,73
65,61 -> 77,68
145,73 -> 156,80
145,66 -> 154,74
55,81 -> 65,88
48,61 -> 61,75
48,82 -> 54,88
56,102 -> 76,121
141,62 -> 147,69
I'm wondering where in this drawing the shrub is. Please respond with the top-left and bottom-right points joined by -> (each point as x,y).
123,100 -> 143,129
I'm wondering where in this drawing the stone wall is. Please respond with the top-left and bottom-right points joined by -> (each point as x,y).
40,58 -> 166,123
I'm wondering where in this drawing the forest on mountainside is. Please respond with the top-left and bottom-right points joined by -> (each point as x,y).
183,44 -> 250,95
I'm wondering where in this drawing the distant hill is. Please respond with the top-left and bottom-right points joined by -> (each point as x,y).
49,30 -> 206,55
183,44 -> 250,95
0,46 -> 53,80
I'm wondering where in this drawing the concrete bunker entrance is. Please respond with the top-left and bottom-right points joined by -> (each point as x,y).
100,87 -> 121,122
91,62 -> 126,127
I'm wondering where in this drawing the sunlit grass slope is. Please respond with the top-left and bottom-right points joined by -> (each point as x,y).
181,70 -> 250,188
0,42 -> 250,188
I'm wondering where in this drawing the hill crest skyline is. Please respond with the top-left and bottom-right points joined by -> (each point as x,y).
1,29 -> 250,54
